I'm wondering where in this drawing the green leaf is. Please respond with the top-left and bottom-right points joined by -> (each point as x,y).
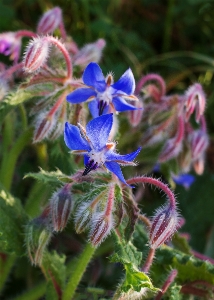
0,185 -> 28,255
0,89 -> 34,125
171,232 -> 191,254
121,263 -> 159,293
156,246 -> 214,284
42,251 -> 66,290
123,189 -> 139,242
110,232 -> 142,269
24,167 -> 72,186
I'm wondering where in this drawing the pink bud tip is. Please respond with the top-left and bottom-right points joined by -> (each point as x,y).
150,204 -> 180,249
185,83 -> 206,122
50,185 -> 72,232
37,7 -> 62,35
23,37 -> 49,73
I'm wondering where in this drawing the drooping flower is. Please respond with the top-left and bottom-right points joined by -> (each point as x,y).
66,62 -> 139,117
64,113 -> 141,186
172,173 -> 195,190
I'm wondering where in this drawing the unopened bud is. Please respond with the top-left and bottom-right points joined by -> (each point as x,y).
185,83 -> 206,122
150,204 -> 180,249
189,130 -> 209,161
37,7 -> 62,35
50,184 -> 73,232
90,212 -> 114,246
128,99 -> 143,127
23,37 -> 49,73
25,209 -> 52,265
193,157 -> 205,175
158,137 -> 182,162
33,112 -> 56,143
73,38 -> 106,68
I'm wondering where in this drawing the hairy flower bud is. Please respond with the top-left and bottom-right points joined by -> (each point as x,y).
90,212 -> 114,246
150,204 -> 180,249
128,99 -> 143,127
50,184 -> 73,232
23,37 -> 49,73
37,7 -> 62,35
185,83 -> 206,122
73,38 -> 106,68
189,129 -> 209,162
33,112 -> 56,143
25,208 -> 52,265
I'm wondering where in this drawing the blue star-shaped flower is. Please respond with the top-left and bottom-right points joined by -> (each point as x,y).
172,173 -> 195,190
67,62 -> 139,117
64,114 -> 141,186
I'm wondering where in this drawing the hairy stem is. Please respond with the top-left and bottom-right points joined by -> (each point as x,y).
62,243 -> 95,300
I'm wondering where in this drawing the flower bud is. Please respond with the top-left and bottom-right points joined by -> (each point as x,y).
0,32 -> 21,62
50,184 -> 73,232
25,209 -> 52,265
189,130 -> 209,162
33,112 -> 56,143
0,78 -> 8,101
150,204 -> 180,249
23,37 -> 49,73
193,157 -> 205,175
73,38 -> 106,68
158,137 -> 182,162
185,83 -> 206,122
128,99 -> 143,127
90,212 -> 114,246
37,7 -> 62,35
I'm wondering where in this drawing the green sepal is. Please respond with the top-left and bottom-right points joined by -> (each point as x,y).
24,167 -> 73,186
0,185 -> 28,255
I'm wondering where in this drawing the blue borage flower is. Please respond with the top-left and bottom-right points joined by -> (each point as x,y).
172,173 -> 195,190
64,113 -> 141,186
66,62 -> 139,117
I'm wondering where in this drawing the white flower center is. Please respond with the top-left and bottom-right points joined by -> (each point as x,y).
88,149 -> 106,166
97,87 -> 112,105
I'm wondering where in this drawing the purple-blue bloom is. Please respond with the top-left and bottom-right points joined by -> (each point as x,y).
172,173 -> 195,190
67,62 -> 139,117
64,113 -> 141,186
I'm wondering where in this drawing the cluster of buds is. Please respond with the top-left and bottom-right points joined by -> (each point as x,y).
129,73 -> 209,176
0,7 -> 106,142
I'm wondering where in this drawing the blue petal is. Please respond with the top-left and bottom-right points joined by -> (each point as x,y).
112,97 -> 139,112
83,62 -> 106,92
66,88 -> 96,104
172,174 -> 195,189
86,114 -> 113,151
106,147 -> 141,162
64,122 -> 91,151
111,68 -> 135,95
88,100 -> 99,118
104,161 -> 131,187
84,155 -> 90,165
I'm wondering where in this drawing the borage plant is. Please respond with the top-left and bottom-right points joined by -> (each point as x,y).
0,6 -> 213,300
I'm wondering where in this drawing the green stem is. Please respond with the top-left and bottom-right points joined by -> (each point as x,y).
62,243 -> 95,300
0,128 -> 33,190
19,104 -> 28,130
12,282 -> 46,300
0,254 -> 16,294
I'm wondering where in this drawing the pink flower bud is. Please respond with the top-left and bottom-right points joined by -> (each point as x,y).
185,83 -> 206,122
188,129 -> 209,161
50,184 -> 73,232
37,7 -> 62,35
90,213 -> 114,246
150,204 -> 180,249
193,157 -> 205,175
158,137 -> 183,162
73,38 -> 106,68
0,32 -> 21,62
23,37 -> 49,73
33,112 -> 56,143
128,99 -> 143,127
